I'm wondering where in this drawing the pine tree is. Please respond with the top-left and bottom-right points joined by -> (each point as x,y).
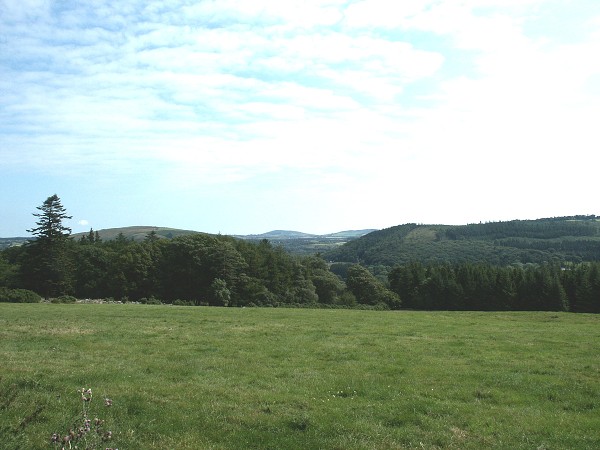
27,194 -> 72,241
22,195 -> 74,297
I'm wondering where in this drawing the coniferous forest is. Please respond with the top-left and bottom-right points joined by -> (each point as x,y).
1,195 -> 599,312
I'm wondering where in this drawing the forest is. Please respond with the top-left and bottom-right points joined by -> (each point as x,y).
1,196 -> 599,312
324,217 -> 600,266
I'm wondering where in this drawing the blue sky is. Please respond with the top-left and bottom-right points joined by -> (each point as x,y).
2,0 -> 599,237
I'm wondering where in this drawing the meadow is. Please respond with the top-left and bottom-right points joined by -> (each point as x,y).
1,304 -> 599,449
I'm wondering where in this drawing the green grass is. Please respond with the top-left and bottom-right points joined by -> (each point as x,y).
1,304 -> 599,449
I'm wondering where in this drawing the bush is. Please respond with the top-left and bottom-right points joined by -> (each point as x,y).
141,296 -> 162,305
51,295 -> 77,304
173,299 -> 194,306
0,287 -> 41,303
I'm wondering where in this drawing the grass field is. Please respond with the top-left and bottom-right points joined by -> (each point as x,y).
1,304 -> 599,449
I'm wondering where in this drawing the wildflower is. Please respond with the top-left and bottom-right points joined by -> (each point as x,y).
54,387 -> 116,449
80,387 -> 93,402
62,433 -> 72,444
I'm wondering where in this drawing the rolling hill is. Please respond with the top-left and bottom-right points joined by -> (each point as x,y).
73,226 -> 199,242
324,216 -> 600,266
68,227 -> 376,254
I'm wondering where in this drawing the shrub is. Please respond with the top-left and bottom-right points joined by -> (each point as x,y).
0,287 -> 41,303
145,296 -> 162,305
51,295 -> 77,304
173,299 -> 194,306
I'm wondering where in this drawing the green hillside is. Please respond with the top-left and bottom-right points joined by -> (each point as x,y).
72,226 -> 199,242
325,216 -> 600,266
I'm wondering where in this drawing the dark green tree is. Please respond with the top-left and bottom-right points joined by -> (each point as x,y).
145,230 -> 159,242
27,194 -> 72,241
303,256 -> 345,304
21,195 -> 74,297
388,262 -> 426,309
73,245 -> 113,298
346,264 -> 401,309
0,251 -> 18,288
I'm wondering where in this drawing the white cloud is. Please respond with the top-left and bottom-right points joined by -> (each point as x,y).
1,0 -> 599,234
343,0 -> 436,28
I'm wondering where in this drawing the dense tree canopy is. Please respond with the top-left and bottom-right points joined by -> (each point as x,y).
387,262 -> 589,312
2,202 -> 598,312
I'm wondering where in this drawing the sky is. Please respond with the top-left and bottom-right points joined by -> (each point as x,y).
1,0 -> 600,237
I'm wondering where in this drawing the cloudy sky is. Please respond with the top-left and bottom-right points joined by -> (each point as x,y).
2,0 -> 599,237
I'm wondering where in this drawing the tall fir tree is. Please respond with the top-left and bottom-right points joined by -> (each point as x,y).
21,195 -> 74,298
27,194 -> 72,242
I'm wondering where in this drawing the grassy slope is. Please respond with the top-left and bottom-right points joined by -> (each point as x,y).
1,304 -> 599,449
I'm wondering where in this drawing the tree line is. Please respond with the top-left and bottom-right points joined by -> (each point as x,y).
1,195 -> 598,312
0,196 -> 400,309
387,262 -> 600,313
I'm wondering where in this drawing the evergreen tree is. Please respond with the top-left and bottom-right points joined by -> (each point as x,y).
145,230 -> 159,242
21,195 -> 74,297
389,262 -> 427,309
27,194 -> 72,241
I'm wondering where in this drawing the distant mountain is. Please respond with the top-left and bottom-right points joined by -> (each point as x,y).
66,226 -> 376,255
236,229 -> 376,240
322,230 -> 378,239
325,216 -> 600,266
236,229 -> 378,255
237,230 -> 318,240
